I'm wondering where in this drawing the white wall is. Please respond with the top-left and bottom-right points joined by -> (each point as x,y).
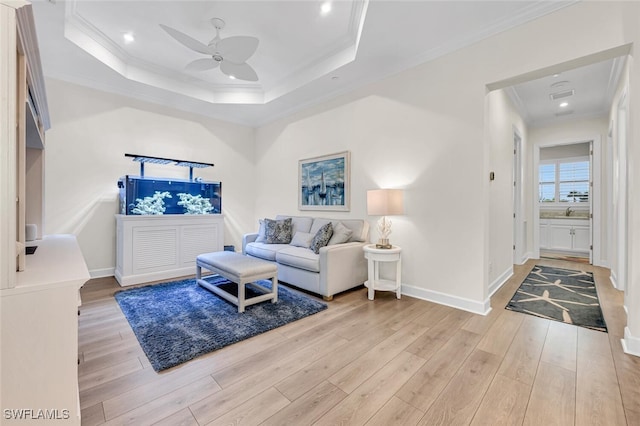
43,79 -> 256,276
608,59 -> 629,291
486,89 -> 527,291
619,9 -> 640,355
540,142 -> 590,160
253,1 -> 640,314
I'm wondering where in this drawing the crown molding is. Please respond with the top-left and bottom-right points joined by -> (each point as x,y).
16,3 -> 50,130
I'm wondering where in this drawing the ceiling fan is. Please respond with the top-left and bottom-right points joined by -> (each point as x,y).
159,18 -> 259,82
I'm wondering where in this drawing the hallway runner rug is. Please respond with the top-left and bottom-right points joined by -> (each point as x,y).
506,265 -> 607,332
115,275 -> 327,371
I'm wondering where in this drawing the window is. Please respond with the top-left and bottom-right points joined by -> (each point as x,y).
539,163 -> 556,202
539,158 -> 589,204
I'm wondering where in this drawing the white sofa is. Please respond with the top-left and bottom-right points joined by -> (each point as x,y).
242,215 -> 370,300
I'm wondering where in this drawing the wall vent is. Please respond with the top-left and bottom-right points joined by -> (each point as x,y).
549,89 -> 575,100
555,109 -> 574,117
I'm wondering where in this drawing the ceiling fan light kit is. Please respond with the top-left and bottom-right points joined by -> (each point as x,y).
160,17 -> 259,82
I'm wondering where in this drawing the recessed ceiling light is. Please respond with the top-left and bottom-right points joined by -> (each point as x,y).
229,75 -> 236,80
559,102 -> 569,108
321,2 -> 332,15
123,32 -> 135,44
552,73 -> 560,78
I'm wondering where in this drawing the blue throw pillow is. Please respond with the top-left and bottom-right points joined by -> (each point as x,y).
309,222 -> 333,254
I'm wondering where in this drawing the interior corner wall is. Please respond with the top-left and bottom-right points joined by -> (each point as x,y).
43,78 -> 256,276
608,59 -> 630,292
486,89 -> 527,292
253,1 -> 638,313
620,27 -> 640,352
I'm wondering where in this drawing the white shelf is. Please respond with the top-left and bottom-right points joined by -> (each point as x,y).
365,278 -> 398,291
1,234 -> 88,426
6,234 -> 90,296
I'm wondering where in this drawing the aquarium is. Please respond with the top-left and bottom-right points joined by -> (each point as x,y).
118,175 -> 221,215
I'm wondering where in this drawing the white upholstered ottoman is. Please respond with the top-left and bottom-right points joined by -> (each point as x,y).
196,251 -> 278,313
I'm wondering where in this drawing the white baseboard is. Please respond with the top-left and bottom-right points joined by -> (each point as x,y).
115,267 -> 194,287
90,267 -> 115,279
520,252 -> 532,264
621,327 -> 640,358
489,266 -> 513,297
610,271 -> 620,290
402,284 -> 491,316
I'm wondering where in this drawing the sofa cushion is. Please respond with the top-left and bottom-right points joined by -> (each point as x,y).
341,219 -> 369,242
290,231 -> 314,248
255,219 -> 267,243
310,218 -> 368,243
276,246 -> 320,272
245,242 -> 290,261
328,221 -> 353,245
264,218 -> 293,244
309,218 -> 332,235
276,215 -> 313,235
309,222 -> 333,254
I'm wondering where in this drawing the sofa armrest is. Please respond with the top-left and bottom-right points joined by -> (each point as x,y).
318,242 -> 368,297
242,233 -> 259,254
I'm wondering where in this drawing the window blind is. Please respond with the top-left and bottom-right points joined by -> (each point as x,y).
539,159 -> 589,204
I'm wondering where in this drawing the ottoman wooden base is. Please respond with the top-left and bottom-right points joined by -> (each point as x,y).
196,251 -> 278,313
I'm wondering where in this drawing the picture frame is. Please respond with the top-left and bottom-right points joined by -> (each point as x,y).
299,151 -> 350,211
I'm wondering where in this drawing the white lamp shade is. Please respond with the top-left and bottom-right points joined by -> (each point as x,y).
367,189 -> 404,216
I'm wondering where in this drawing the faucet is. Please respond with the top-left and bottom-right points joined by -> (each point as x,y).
565,207 -> 573,216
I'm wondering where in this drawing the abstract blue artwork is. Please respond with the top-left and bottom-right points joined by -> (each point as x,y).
299,151 -> 350,211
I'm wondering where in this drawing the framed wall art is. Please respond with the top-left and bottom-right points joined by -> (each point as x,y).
299,151 -> 350,211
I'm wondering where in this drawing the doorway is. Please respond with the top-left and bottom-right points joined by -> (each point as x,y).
513,129 -> 523,264
535,140 -> 596,264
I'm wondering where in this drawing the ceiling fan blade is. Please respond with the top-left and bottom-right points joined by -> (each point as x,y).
216,36 -> 259,63
185,58 -> 220,72
220,61 -> 258,82
159,24 -> 214,55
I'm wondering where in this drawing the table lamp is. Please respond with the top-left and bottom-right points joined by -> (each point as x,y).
367,189 -> 404,249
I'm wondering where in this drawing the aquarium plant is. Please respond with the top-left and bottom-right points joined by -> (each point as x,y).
177,193 -> 215,214
131,191 -> 172,215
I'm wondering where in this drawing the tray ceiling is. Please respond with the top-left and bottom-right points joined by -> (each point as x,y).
32,1 -> 582,126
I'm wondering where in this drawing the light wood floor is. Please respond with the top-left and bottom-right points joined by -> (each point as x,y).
78,259 -> 640,425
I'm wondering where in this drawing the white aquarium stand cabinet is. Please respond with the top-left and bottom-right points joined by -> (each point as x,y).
115,214 -> 224,286
363,244 -> 402,300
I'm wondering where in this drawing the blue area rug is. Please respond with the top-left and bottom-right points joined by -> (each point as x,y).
115,276 -> 327,371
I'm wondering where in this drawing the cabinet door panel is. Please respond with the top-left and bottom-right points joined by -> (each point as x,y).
540,224 -> 548,249
572,226 -> 591,252
549,225 -> 573,251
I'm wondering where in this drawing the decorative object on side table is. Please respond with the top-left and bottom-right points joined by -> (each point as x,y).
299,151 -> 350,211
367,188 -> 404,249
363,244 -> 402,300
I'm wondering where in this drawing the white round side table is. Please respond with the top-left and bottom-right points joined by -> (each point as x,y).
363,244 -> 402,300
